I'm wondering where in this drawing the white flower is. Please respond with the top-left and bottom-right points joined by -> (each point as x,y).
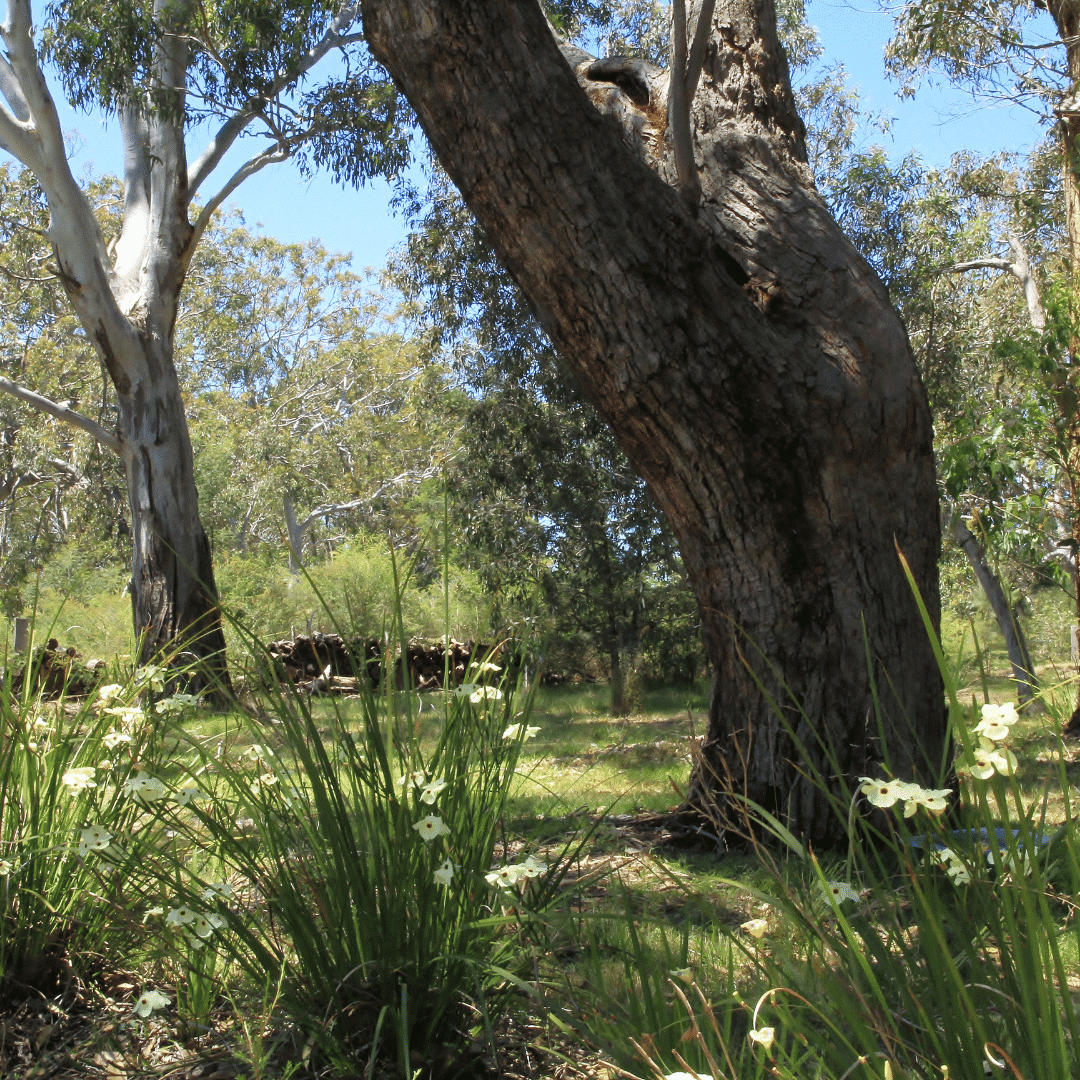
397,769 -> 427,788
95,684 -> 125,710
469,686 -> 503,704
175,785 -> 205,806
485,864 -> 524,888
102,731 -> 131,750
452,683 -> 477,698
669,968 -> 694,982
156,694 -> 201,714
134,665 -> 166,692
412,815 -> 451,841
0,859 -> 12,875
62,766 -> 97,792
665,1073 -> 714,1080
858,776 -> 917,809
420,778 -> 447,805
103,706 -> 146,727
165,905 -> 197,926
502,723 -> 540,740
969,744 -> 1017,780
936,848 -> 972,885
434,859 -> 456,887
473,661 -> 502,674
741,918 -> 768,939
193,913 -> 225,939
973,702 -> 1019,742
78,825 -> 112,856
133,989 -> 170,1017
519,855 -> 547,878
123,770 -> 168,803
822,880 -> 860,904
200,881 -> 233,901
748,1026 -> 775,1051
902,785 -> 952,817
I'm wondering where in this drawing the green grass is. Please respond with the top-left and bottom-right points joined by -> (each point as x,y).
9,568 -> 1080,1080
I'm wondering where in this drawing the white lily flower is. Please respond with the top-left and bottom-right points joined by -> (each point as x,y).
973,702 -> 1019,743
133,989 -> 170,1017
420,778 -> 447,804
412,814 -> 451,841
78,825 -> 112,856
822,880 -> 860,904
62,767 -> 97,792
485,864 -> 524,888
165,905 -> 197,926
748,1026 -> 775,1050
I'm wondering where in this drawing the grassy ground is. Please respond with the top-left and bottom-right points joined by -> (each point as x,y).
5,579 -> 1080,1079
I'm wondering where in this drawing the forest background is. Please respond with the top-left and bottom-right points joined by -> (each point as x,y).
0,0 -> 1073,714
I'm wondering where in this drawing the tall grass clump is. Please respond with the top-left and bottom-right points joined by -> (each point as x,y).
561,558 -> 1080,1080
0,657 -> 181,1001
166,561 -> 572,1075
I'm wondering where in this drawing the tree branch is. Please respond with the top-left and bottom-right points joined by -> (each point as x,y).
186,0 -> 363,200
0,375 -> 121,454
948,233 -> 1046,331
667,0 -> 700,209
684,0 -> 717,101
188,144 -> 291,255
948,257 -> 1014,273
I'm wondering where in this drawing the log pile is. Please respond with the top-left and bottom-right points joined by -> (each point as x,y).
9,639 -> 107,699
264,632 -> 505,694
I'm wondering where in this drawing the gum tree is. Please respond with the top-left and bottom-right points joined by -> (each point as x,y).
361,0 -> 945,843
0,0 -> 406,685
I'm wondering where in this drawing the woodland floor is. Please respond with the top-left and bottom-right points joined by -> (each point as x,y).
0,815 -> 694,1080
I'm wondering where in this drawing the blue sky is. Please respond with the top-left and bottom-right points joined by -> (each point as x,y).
48,2 -> 1051,273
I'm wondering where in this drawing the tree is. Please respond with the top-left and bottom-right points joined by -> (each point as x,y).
360,0 -> 945,844
886,0 -> 1080,699
389,171 -> 698,715
0,0 -> 407,686
175,220 -> 458,571
0,167 -> 129,614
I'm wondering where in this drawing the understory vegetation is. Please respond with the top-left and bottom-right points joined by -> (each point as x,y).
2,565 -> 1080,1080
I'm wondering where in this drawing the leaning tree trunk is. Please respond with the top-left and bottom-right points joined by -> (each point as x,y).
951,512 -> 1039,707
363,0 -> 946,846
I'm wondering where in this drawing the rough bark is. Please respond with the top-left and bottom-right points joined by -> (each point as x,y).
362,0 -> 945,845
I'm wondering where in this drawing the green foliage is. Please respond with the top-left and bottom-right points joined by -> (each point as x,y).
181,220 -> 463,567
388,171 -> 698,700
561,635 -> 1080,1080
0,663 -> 172,1000
0,167 -> 130,614
41,0 -> 411,185
884,0 -> 1065,110
165,571 -> 575,1071
215,539 -> 490,643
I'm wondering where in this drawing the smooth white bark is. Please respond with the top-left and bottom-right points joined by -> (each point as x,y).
0,375 -> 121,453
